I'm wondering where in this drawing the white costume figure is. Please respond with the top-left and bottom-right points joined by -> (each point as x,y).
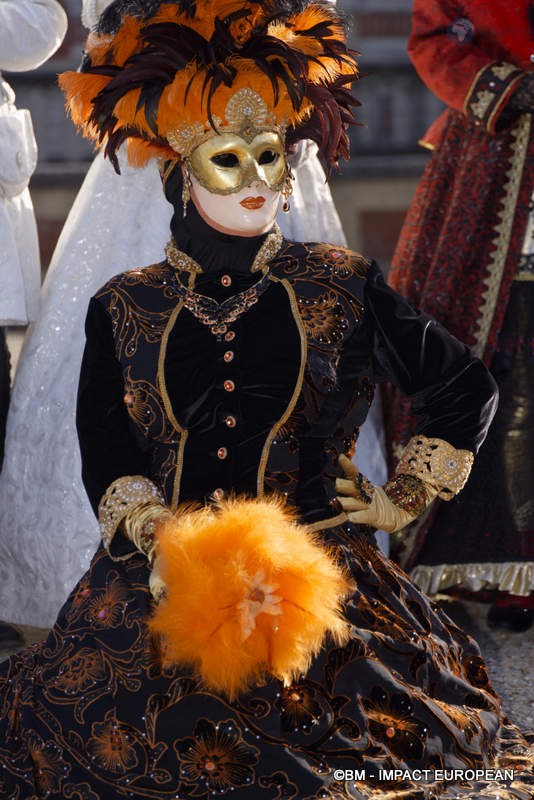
0,0 -> 67,326
0,0 -> 386,629
0,0 -> 67,467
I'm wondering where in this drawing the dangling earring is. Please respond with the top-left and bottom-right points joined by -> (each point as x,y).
182,162 -> 191,217
281,169 -> 293,213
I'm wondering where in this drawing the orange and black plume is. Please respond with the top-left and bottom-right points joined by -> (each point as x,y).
59,0 -> 359,172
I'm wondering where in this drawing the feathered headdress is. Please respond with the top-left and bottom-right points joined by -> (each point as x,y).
59,0 -> 359,173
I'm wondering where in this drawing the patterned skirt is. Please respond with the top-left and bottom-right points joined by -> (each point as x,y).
0,524 -> 532,800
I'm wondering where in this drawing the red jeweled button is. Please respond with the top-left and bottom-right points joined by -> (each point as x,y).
224,331 -> 235,342
224,350 -> 234,363
221,274 -> 232,287
217,447 -> 228,460
223,379 -> 235,392
225,415 -> 237,428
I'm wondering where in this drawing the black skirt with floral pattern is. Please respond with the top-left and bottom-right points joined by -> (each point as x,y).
0,524 -> 532,800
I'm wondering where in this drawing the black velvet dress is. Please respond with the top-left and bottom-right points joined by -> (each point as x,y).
0,211 -> 532,799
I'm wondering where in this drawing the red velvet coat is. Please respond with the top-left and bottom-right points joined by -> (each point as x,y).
388,0 -> 533,422
385,0 -> 534,579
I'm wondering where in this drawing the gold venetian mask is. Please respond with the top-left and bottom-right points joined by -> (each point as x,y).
187,130 -> 287,195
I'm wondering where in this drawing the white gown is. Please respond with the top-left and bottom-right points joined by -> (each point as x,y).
0,145 -> 386,628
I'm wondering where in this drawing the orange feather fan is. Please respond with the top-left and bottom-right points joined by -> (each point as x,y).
148,496 -> 353,699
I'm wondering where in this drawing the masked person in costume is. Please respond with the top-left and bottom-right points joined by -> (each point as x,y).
384,0 -> 534,631
1,1 -> 532,797
0,0 -> 385,634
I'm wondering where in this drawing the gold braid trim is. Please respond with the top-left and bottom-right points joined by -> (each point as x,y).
473,114 -> 531,357
98,475 -> 166,551
395,436 -> 474,500
256,277 -> 307,497
463,62 -> 491,117
165,223 -> 283,274
464,61 -> 523,133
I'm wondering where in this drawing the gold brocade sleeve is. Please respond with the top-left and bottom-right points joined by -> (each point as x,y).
98,475 -> 170,560
395,436 -> 474,501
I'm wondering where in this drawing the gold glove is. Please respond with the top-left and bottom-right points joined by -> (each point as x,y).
336,455 -> 436,532
336,435 -> 474,532
122,501 -> 174,601
148,555 -> 168,602
121,501 -> 173,562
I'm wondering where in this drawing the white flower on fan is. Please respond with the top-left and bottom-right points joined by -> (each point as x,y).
237,570 -> 282,640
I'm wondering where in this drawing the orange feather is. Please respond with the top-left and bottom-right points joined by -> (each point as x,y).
58,72 -> 112,135
112,15 -> 144,66
113,89 -> 153,137
83,32 -> 114,67
127,139 -> 176,167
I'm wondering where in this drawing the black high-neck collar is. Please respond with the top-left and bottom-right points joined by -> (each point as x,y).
170,203 -> 270,274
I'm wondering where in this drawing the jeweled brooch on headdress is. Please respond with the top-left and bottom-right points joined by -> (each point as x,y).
167,88 -> 288,157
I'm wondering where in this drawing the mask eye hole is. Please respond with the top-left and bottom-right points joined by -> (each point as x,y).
258,149 -> 278,165
210,152 -> 239,168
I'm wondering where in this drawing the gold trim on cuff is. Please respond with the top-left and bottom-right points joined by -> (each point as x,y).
98,475 -> 165,550
463,62 -> 490,117
464,61 -> 523,133
395,436 -> 474,500
417,138 -> 435,152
